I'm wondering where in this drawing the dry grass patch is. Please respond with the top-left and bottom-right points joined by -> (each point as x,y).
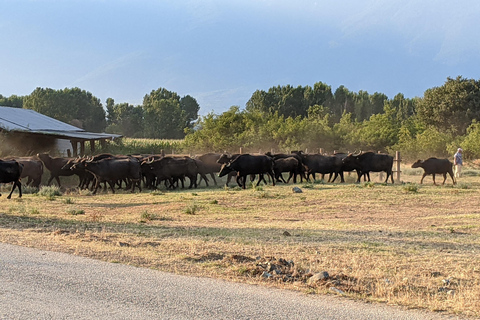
0,172 -> 479,317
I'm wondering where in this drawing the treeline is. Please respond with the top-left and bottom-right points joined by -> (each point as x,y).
0,87 -> 199,139
184,76 -> 480,161
2,76 -> 480,160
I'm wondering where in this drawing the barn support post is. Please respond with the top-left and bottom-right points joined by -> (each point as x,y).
89,140 -> 95,154
394,151 -> 401,183
70,140 -> 78,156
80,141 -> 85,156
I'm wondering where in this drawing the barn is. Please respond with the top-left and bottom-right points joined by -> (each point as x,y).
0,106 -> 121,156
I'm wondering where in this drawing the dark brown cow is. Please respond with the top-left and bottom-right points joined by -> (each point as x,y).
80,157 -> 142,194
411,158 -> 455,185
6,157 -> 43,188
37,153 -> 76,187
218,154 -> 275,189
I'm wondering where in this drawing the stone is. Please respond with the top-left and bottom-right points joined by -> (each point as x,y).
308,271 -> 330,284
329,287 -> 346,295
292,187 -> 303,193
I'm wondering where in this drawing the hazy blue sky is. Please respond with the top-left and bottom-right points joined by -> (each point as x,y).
2,0 -> 480,115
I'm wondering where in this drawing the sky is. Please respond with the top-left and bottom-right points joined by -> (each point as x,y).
1,0 -> 480,115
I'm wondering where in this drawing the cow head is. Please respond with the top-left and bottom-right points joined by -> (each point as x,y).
218,163 -> 234,177
411,160 -> 424,168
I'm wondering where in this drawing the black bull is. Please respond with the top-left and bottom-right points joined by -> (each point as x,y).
411,158 -> 455,185
218,154 -> 275,189
0,159 -> 23,199
342,152 -> 394,184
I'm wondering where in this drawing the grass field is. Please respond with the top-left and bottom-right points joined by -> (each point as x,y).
1,167 -> 479,318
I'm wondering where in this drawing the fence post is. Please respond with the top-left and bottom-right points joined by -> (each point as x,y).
378,151 -> 384,182
319,148 -> 324,155
395,151 -> 401,183
239,147 -> 243,154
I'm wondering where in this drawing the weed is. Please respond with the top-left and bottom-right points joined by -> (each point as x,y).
22,185 -> 39,194
63,197 -> 75,204
402,183 -> 419,193
302,184 -> 314,189
210,200 -> 219,204
140,210 -> 157,222
150,190 -> 164,196
29,208 -> 40,215
253,185 -> 264,191
38,186 -> 62,199
184,204 -> 199,215
67,209 -> 85,215
456,182 -> 470,189
362,182 -> 375,188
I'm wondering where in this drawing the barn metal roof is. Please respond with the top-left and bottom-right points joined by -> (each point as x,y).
0,106 -> 122,140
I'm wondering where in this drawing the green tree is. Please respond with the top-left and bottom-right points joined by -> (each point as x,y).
142,88 -> 199,139
184,106 -> 248,152
180,95 -> 200,130
23,87 -> 106,132
331,86 -> 355,121
356,104 -> 399,152
416,76 -> 480,135
0,94 -> 24,108
105,100 -> 144,138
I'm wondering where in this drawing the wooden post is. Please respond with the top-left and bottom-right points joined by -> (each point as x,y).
80,141 -> 85,156
239,147 -> 243,154
319,148 -> 324,155
70,140 -> 78,156
395,151 -> 401,183
90,140 -> 95,153
378,151 -> 383,182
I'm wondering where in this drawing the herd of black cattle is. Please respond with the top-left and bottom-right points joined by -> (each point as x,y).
0,151 -> 456,199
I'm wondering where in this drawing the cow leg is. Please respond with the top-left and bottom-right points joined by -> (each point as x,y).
47,175 -> 55,186
201,173 -> 209,187
269,171 -> 276,186
449,171 -> 456,185
7,180 -> 21,199
420,173 -> 426,184
107,181 -> 116,193
55,176 -> 62,187
209,173 -> 217,186
442,173 -> 447,185
432,174 -> 437,185
238,175 -> 246,189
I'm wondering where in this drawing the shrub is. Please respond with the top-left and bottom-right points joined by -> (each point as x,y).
184,204 -> 198,215
140,210 -> 157,221
38,186 -> 62,199
67,209 -> 85,215
402,183 -> 419,193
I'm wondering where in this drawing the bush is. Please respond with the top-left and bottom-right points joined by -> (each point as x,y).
38,186 -> 62,199
402,183 -> 419,193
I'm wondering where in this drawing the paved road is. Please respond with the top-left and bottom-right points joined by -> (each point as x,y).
0,242 -> 464,320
